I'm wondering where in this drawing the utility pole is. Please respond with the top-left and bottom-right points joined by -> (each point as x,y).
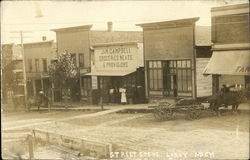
20,31 -> 28,110
10,30 -> 32,111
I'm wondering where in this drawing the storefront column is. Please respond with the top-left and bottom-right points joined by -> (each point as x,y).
212,75 -> 220,95
79,76 -> 82,101
144,62 -> 149,98
32,80 -> 36,97
191,60 -> 197,99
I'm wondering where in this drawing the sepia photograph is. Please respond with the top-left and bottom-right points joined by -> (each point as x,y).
1,0 -> 249,159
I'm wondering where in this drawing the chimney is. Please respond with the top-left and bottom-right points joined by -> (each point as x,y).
107,21 -> 113,32
42,36 -> 46,41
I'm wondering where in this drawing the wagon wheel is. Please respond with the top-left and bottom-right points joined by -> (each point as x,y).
187,109 -> 201,120
154,104 -> 173,121
154,107 -> 165,121
162,107 -> 174,120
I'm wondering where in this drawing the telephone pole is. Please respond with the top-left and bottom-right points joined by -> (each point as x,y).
10,30 -> 32,110
20,31 -> 28,110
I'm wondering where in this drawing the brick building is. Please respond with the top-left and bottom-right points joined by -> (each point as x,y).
2,44 -> 25,107
203,3 -> 249,94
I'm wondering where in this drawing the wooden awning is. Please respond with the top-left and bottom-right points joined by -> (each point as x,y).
203,50 -> 250,75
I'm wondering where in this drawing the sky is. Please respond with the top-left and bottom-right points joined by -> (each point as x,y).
1,0 -> 248,44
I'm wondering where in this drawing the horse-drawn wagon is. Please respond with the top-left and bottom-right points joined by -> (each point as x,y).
151,88 -> 248,121
152,99 -> 207,121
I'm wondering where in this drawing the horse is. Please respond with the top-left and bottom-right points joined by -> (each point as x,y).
208,88 -> 248,115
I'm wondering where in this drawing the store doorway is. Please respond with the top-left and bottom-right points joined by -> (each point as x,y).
163,61 -> 178,97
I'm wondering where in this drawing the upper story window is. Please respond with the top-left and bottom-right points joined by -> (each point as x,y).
35,59 -> 39,72
79,53 -> 84,68
42,59 -> 47,73
28,59 -> 32,72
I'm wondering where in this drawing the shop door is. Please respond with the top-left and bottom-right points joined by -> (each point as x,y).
163,61 -> 177,97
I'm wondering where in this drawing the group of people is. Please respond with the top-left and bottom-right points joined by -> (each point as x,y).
107,86 -> 137,104
221,84 -> 244,93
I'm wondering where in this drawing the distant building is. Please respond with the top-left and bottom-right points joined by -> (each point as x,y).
2,44 -> 25,107
2,43 -> 22,68
203,3 -> 249,94
52,22 -> 143,103
23,40 -> 57,99
137,17 -> 212,101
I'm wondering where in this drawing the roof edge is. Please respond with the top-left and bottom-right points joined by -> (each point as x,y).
51,25 -> 93,32
136,17 -> 200,27
211,3 -> 249,12
23,40 -> 54,46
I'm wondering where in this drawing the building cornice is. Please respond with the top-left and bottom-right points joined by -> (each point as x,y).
51,25 -> 93,32
23,40 -> 54,46
136,17 -> 199,30
211,3 -> 249,17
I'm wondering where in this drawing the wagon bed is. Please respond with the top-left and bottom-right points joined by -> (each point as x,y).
149,99 -> 207,121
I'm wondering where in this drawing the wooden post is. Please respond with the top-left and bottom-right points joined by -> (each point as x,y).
100,96 -> 103,111
48,101 -> 51,112
51,80 -> 55,104
27,135 -> 34,159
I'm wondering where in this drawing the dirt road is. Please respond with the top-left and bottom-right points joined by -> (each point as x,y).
34,112 -> 249,159
2,107 -> 249,159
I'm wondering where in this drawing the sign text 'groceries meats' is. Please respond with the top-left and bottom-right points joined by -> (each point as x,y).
94,45 -> 138,72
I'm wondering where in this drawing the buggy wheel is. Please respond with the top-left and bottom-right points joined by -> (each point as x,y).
154,108 -> 165,121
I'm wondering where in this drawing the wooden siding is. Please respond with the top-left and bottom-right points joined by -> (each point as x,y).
196,58 -> 212,97
144,26 -> 194,60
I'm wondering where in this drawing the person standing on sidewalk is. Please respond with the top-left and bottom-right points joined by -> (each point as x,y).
119,86 -> 127,105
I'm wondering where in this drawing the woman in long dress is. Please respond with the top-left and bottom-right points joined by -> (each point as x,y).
120,87 -> 127,105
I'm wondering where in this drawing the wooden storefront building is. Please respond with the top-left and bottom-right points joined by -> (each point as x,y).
86,42 -> 145,104
52,22 -> 143,103
137,17 -> 212,101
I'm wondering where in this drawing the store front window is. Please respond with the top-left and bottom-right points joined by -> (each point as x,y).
148,60 -> 192,97
148,61 -> 163,90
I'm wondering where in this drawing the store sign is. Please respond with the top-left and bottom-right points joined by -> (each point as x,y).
235,66 -> 250,73
94,45 -> 138,72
